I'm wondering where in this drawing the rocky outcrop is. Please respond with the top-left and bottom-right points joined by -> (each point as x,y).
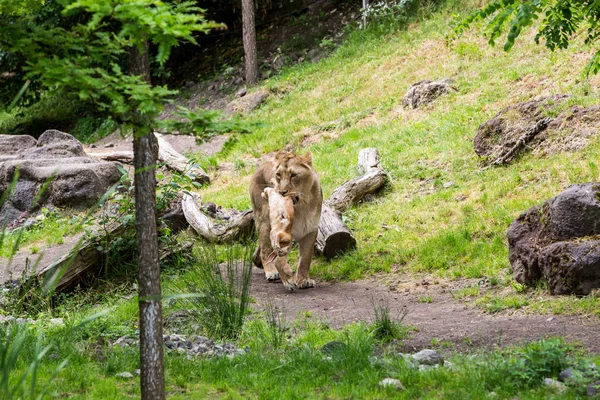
0,130 -> 120,225
508,183 -> 600,295
402,79 -> 456,109
475,95 -> 600,165
225,89 -> 269,114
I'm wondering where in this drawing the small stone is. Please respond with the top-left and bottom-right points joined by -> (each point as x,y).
412,349 -> 444,366
558,367 -> 575,382
22,218 -> 36,229
588,380 -> 600,397
443,181 -> 454,189
543,378 -> 566,392
4,316 -> 15,323
116,372 -> 134,379
103,142 -> 115,148
89,143 -> 97,149
379,378 -> 405,390
546,317 -> 554,322
134,369 -> 140,376
49,318 -> 64,327
320,340 -> 347,354
236,87 -> 248,98
16,318 -> 26,324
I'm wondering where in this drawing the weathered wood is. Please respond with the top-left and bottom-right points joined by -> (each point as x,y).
155,132 -> 210,184
316,204 -> 357,259
87,133 -> 210,185
87,150 -> 134,163
327,169 -> 388,212
182,193 -> 255,243
327,148 -> 388,213
358,147 -> 380,173
38,222 -> 127,291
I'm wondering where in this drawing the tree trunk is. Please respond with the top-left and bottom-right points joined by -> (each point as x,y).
129,41 -> 151,83
241,0 -> 258,85
131,43 -> 166,400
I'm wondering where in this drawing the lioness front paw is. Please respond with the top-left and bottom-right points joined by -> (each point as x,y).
295,277 -> 315,289
265,271 -> 280,281
282,279 -> 297,292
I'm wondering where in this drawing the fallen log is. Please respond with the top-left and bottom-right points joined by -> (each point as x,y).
155,133 -> 210,185
182,193 -> 255,243
316,204 -> 357,259
33,223 -> 192,292
183,148 -> 388,260
87,133 -> 210,184
327,147 -> 388,212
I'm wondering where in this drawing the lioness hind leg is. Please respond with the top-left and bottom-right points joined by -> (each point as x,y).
294,231 -> 317,289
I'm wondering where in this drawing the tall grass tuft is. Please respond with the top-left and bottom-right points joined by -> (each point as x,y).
370,297 -> 408,342
174,244 -> 253,340
263,296 -> 287,349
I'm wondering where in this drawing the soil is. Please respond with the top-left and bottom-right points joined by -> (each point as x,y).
250,268 -> 600,354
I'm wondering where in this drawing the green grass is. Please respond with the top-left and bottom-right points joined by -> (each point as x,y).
196,0 -> 600,288
3,315 -> 600,399
0,209 -> 89,259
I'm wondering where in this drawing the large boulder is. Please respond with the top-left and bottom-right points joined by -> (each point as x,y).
475,95 -> 600,165
0,130 -> 120,225
402,79 -> 456,109
508,183 -> 600,295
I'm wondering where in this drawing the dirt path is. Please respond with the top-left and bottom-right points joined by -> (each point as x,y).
249,268 -> 600,354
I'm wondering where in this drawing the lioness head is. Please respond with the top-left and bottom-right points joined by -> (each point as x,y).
273,151 -> 314,198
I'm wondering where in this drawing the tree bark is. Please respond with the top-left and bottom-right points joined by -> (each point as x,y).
241,0 -> 258,85
129,41 -> 151,83
316,204 -> 357,259
130,43 -> 166,400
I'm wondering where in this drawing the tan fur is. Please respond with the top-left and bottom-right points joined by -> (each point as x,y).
261,186 -> 294,261
250,151 -> 323,290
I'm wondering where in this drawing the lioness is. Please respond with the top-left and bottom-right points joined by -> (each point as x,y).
249,151 -> 323,290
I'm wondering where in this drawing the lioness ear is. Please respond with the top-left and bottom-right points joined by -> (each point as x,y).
302,151 -> 313,166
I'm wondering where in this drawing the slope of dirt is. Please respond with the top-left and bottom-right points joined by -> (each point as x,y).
250,269 -> 600,354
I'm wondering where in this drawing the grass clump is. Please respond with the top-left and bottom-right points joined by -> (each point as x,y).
170,244 -> 253,340
370,298 -> 408,342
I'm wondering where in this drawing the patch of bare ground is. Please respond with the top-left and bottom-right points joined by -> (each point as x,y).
250,268 -> 600,353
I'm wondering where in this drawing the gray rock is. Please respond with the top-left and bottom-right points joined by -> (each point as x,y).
558,368 -> 575,382
588,380 -> 600,397
379,378 -> 405,390
0,135 -> 36,155
412,349 -> 444,366
0,130 -> 120,225
509,183 -> 600,294
49,318 -> 64,327
115,372 -> 134,379
402,79 -> 456,109
320,340 -> 347,354
543,378 -> 566,392
235,87 -> 248,98
225,89 -> 269,114
443,181 -> 454,189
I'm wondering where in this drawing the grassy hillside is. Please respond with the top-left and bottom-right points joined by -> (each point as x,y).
198,0 -> 600,287
3,1 -> 600,398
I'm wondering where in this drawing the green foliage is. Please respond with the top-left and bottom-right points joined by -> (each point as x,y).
451,0 -> 600,76
0,324 -> 67,400
370,298 -> 408,342
0,0 -> 228,136
492,339 -> 573,389
169,244 -> 253,340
